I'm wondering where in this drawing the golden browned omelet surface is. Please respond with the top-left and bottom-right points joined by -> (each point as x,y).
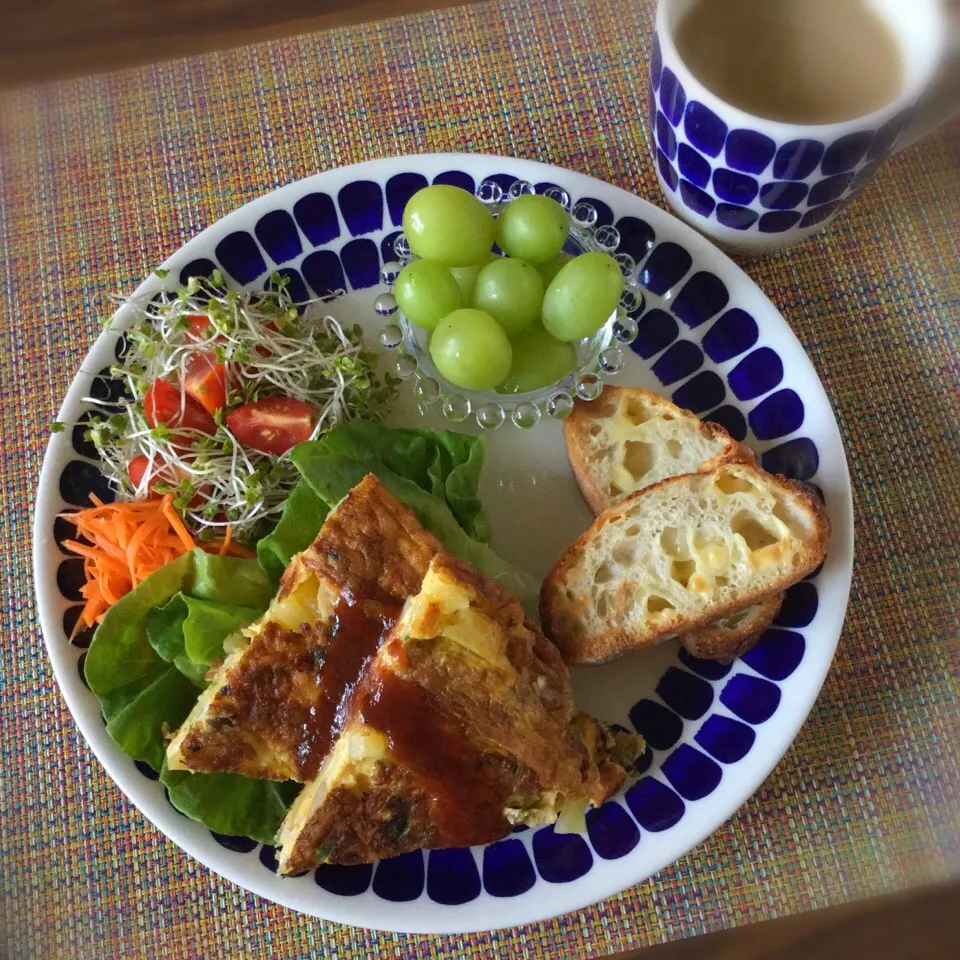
289,472 -> 442,606
166,475 -> 441,781
276,554 -> 643,873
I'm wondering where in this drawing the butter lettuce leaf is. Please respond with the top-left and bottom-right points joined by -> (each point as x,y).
288,440 -> 538,615
258,422 -> 492,577
160,765 -> 300,845
258,421 -> 536,613
100,665 -> 200,771
84,550 -> 284,839
85,550 -> 273,699
322,421 -> 490,543
85,552 -> 195,697
146,594 -> 262,687
256,476 -> 329,581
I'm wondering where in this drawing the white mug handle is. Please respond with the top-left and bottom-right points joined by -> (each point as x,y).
895,4 -> 960,150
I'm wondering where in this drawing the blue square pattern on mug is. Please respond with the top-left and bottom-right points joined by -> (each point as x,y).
677,143 -> 711,189
648,48 -> 903,233
55,161 -> 825,911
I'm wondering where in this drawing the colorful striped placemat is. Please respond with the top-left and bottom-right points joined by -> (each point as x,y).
1,1 -> 958,956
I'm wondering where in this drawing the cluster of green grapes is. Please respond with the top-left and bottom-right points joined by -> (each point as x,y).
396,185 -> 625,394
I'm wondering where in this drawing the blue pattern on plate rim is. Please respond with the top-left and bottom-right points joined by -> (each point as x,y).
649,34 -> 913,233
50,164 -> 825,907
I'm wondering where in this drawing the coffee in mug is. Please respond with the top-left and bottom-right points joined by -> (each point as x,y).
649,0 -> 951,254
675,0 -> 904,125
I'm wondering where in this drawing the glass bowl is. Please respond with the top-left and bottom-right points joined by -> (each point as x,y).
375,179 -> 642,430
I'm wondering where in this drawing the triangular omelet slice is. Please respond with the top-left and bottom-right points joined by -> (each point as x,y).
276,554 -> 642,874
166,475 -> 442,781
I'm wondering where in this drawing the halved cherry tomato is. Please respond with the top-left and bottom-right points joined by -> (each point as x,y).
185,313 -> 214,340
144,379 -> 217,435
127,454 -> 206,506
184,353 -> 227,417
226,397 -> 314,455
128,455 -> 158,496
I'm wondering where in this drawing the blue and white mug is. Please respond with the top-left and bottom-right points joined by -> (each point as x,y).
649,0 -> 954,254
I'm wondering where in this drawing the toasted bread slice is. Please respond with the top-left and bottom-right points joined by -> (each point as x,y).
166,475 -> 441,781
276,554 -> 642,873
540,461 -> 829,664
563,387 -> 749,515
563,387 -> 782,659
678,591 -> 783,662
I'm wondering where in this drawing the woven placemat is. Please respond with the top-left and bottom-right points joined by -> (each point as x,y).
1,1 -> 958,956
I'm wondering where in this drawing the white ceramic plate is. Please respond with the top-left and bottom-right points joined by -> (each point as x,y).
33,154 -> 853,933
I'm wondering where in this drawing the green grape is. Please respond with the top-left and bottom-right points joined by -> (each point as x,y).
429,309 -> 512,390
393,260 -> 463,330
471,257 -> 544,336
542,252 -> 625,342
450,252 -> 499,301
498,324 -> 577,394
496,194 -> 569,263
402,185 -> 497,267
536,250 -> 574,286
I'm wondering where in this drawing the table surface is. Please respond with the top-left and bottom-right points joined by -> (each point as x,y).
1,0 -> 958,957
0,0 -> 487,88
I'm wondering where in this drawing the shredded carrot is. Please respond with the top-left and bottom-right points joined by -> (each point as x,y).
208,534 -> 255,559
124,513 -> 168,583
161,496 -> 196,552
63,539 -> 120,567
60,494 -> 247,637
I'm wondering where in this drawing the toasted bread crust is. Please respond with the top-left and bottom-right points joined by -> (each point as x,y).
563,386 -> 783,660
679,591 -> 783,662
564,387 -> 773,661
540,464 -> 829,664
563,387 -> 750,516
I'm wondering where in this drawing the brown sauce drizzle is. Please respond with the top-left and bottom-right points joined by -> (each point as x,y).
295,596 -> 399,779
357,667 -> 513,847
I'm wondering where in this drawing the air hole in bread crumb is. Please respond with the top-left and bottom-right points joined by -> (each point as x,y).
725,607 -> 751,627
594,564 -> 615,584
623,398 -> 651,425
773,498 -> 810,538
670,558 -> 695,587
732,511 -> 779,551
596,592 -> 610,617
612,543 -> 637,565
716,472 -> 759,496
715,574 -> 729,587
647,595 -> 675,613
666,438 -> 683,458
589,423 -> 603,437
660,526 -> 685,558
623,441 -> 655,481
625,525 -> 641,538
